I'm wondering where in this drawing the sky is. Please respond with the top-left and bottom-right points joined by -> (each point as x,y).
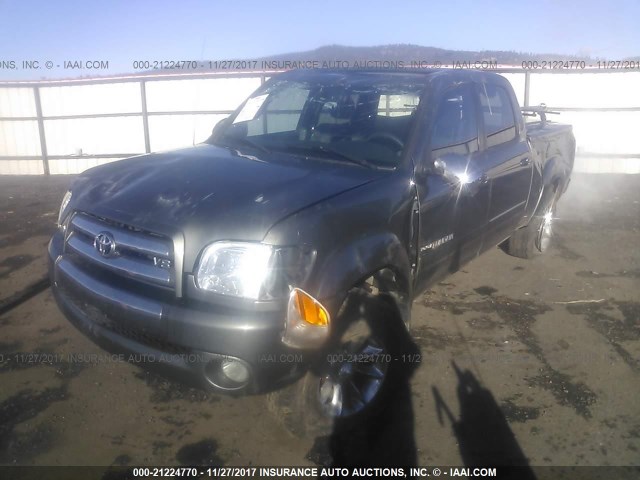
1,0 -> 639,80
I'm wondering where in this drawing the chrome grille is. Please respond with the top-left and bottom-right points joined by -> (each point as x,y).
65,212 -> 175,290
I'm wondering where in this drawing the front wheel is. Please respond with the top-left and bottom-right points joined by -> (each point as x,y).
318,317 -> 390,418
267,291 -> 407,437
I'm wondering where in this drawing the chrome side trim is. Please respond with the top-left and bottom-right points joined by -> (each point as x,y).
489,200 -> 526,223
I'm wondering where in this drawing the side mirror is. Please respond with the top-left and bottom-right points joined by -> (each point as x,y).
432,155 -> 466,185
432,157 -> 447,176
429,153 -> 487,195
211,116 -> 231,138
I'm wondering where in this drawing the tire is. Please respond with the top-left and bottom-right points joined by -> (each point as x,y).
266,290 -> 408,438
502,187 -> 557,259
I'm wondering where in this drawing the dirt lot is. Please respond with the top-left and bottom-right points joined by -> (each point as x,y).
0,173 -> 638,475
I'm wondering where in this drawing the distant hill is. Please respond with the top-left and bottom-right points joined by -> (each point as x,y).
255,44 -> 590,66
148,44 -> 638,75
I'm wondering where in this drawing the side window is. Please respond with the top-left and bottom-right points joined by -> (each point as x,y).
431,85 -> 479,156
247,84 -> 310,136
480,83 -> 516,148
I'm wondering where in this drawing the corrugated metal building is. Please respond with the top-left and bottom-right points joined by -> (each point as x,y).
1,70 -> 639,175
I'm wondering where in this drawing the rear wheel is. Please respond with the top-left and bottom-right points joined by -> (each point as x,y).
502,187 -> 557,259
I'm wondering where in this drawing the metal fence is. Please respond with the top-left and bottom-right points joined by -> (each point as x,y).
1,68 -> 639,174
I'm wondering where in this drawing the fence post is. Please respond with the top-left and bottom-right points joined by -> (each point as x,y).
524,71 -> 530,107
140,80 -> 151,153
33,86 -> 50,175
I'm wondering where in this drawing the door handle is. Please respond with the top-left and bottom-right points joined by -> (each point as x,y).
520,157 -> 531,166
461,173 -> 489,197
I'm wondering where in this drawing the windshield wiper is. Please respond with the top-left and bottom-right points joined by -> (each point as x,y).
216,136 -> 271,154
279,144 -> 374,169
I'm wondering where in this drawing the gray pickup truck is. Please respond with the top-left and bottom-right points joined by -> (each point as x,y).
49,69 -> 575,419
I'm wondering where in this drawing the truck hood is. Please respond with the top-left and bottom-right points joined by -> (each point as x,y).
70,144 -> 383,268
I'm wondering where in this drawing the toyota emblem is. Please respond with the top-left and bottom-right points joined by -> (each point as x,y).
94,231 -> 117,257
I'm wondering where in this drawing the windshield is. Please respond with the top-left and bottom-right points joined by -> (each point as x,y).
210,75 -> 424,168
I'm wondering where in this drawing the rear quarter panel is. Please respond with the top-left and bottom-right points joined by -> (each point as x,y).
527,122 -> 575,210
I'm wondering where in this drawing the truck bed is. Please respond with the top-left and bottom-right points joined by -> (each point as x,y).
526,120 -> 575,194
526,120 -> 573,140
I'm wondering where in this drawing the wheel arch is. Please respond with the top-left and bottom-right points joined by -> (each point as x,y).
312,232 -> 413,329
533,156 -> 564,216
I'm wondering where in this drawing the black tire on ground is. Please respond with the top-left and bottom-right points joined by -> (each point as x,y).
266,289 -> 410,438
502,187 -> 558,259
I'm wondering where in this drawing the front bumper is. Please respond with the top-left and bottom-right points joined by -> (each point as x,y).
48,230 -> 308,393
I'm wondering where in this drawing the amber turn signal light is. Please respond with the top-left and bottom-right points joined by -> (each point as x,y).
292,288 -> 329,326
282,288 -> 331,349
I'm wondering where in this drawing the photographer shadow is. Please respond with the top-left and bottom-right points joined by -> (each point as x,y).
432,362 -> 536,479
307,294 -> 421,468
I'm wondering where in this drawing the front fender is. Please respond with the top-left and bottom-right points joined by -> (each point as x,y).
262,171 -> 416,324
311,231 -> 412,317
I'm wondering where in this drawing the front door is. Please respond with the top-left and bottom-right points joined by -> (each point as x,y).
414,82 -> 490,292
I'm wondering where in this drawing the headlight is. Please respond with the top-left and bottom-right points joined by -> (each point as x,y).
195,242 -> 315,300
57,191 -> 72,227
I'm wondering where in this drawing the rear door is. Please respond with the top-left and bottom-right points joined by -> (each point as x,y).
478,82 -> 532,248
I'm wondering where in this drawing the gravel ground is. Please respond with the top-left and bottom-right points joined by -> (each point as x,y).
0,173 -> 638,476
